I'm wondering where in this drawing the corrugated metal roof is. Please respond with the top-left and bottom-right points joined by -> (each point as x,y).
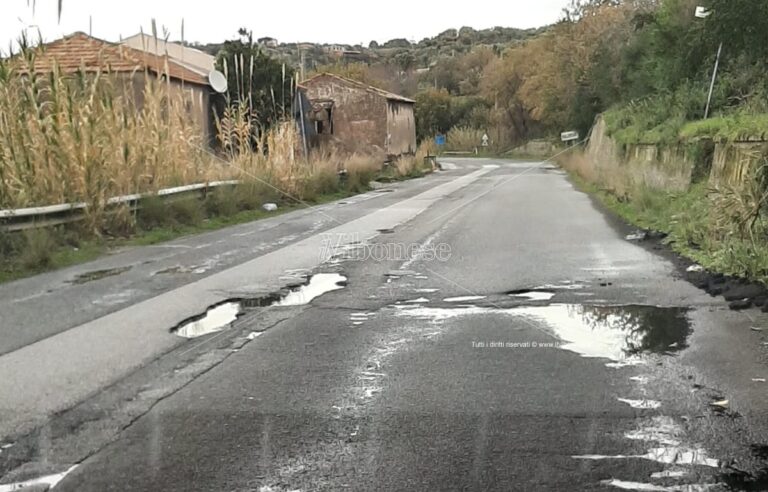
121,33 -> 216,76
300,73 -> 415,104
18,32 -> 209,86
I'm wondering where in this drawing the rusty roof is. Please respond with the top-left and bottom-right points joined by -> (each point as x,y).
19,32 -> 209,86
300,73 -> 415,104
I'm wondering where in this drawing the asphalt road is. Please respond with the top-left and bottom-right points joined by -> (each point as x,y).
4,158 -> 768,491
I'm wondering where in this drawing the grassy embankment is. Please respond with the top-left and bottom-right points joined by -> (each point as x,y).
560,105 -> 768,285
0,43 -> 434,283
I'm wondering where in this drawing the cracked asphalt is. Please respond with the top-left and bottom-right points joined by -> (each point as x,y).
3,158 -> 768,491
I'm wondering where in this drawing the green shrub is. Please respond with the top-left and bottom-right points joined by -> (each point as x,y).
137,195 -> 170,230
167,198 -> 204,227
205,188 -> 239,217
234,181 -> 280,211
20,229 -> 55,270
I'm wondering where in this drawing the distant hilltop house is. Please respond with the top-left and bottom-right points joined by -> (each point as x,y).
257,37 -> 279,48
298,73 -> 416,157
19,32 -> 217,145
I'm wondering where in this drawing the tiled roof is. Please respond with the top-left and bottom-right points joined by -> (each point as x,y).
21,32 -> 209,86
300,73 -> 415,104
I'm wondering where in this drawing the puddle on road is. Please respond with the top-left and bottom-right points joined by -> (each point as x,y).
617,398 -> 662,410
68,266 -> 131,284
509,290 -> 556,301
395,303 -> 691,365
0,465 -> 78,492
174,301 -> 242,339
515,304 -> 691,363
275,273 -> 347,306
173,273 -> 348,338
574,416 -> 720,475
444,295 -> 486,303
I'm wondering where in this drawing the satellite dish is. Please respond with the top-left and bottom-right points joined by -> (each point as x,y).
208,70 -> 228,94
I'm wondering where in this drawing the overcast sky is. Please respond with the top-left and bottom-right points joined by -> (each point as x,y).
2,0 -> 568,50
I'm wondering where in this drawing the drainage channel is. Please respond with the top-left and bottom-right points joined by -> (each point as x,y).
171,273 -> 347,339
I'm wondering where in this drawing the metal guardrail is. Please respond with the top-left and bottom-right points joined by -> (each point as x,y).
442,149 -> 479,156
0,180 -> 240,232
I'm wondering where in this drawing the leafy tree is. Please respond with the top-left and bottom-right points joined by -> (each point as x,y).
705,0 -> 768,62
394,51 -> 416,73
414,89 -> 453,141
215,29 -> 294,129
383,38 -> 411,49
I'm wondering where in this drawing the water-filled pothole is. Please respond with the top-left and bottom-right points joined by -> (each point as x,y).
174,301 -> 242,339
514,304 -> 691,361
275,273 -> 347,306
394,303 -> 691,363
507,289 -> 555,301
172,273 -> 348,338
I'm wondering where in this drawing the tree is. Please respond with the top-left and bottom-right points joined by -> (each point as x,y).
414,89 -> 453,141
383,38 -> 411,49
394,51 -> 415,73
705,0 -> 768,62
215,30 -> 294,130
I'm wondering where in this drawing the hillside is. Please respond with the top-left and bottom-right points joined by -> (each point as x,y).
192,25 -> 546,76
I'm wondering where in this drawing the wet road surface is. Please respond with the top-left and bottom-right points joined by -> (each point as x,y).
4,159 -> 768,491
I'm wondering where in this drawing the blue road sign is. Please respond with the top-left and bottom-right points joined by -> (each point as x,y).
435,135 -> 446,146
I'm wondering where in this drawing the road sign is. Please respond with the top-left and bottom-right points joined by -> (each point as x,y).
695,6 -> 711,18
560,131 -> 579,142
481,133 -> 489,147
435,135 -> 446,146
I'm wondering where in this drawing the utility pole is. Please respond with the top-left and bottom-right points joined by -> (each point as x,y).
695,6 -> 720,119
300,49 -> 306,82
704,42 -> 722,119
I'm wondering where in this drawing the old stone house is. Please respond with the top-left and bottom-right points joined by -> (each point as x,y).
299,73 -> 416,157
24,33 -> 215,144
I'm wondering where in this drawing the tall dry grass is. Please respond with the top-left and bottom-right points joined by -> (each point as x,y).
445,126 -> 484,151
0,44 -> 224,232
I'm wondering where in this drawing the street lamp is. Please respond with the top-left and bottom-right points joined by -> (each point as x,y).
696,6 -> 721,119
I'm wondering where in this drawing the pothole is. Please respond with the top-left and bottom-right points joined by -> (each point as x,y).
174,302 -> 242,339
0,465 -> 78,492
275,273 -> 347,306
507,289 -> 555,301
394,303 -> 691,364
513,304 -> 691,362
172,273 -> 348,338
68,266 -> 131,284
444,295 -> 486,302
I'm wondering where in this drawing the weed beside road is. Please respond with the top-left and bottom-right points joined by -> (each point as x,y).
562,162 -> 768,286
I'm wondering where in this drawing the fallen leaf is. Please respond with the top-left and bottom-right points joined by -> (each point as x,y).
710,399 -> 729,408
752,378 -> 766,383
752,327 -> 764,332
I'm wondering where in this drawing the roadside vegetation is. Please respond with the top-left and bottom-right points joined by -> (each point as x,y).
561,150 -> 768,284
540,0 -> 768,285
